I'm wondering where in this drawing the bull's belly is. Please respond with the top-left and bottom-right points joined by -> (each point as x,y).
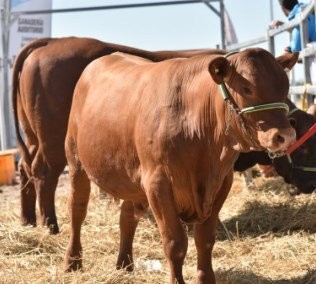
84,165 -> 145,201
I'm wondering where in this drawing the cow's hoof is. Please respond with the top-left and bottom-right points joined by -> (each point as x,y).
65,256 -> 83,272
42,217 -> 59,234
288,185 -> 300,196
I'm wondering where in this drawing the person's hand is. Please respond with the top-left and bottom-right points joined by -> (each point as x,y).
269,20 -> 284,29
284,46 -> 291,53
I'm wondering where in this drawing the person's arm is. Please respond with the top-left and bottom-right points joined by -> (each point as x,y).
290,26 -> 302,52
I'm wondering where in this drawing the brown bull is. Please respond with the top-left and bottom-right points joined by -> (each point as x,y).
12,36 -> 223,234
65,50 -> 297,283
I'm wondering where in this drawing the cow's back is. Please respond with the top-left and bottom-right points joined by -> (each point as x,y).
19,37 -> 117,138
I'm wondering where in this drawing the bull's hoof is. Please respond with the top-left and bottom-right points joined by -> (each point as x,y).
21,217 -> 37,228
47,223 -> 59,235
195,270 -> 215,284
116,258 -> 134,272
65,256 -> 83,272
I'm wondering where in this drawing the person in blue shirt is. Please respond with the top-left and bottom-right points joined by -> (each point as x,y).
271,0 -> 316,106
270,0 -> 316,52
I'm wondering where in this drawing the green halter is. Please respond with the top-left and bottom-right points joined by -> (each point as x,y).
287,155 -> 316,172
219,83 -> 289,115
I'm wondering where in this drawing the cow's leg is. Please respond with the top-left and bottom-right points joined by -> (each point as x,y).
116,200 -> 147,271
19,161 -> 37,227
242,169 -> 255,190
193,174 -> 232,284
34,171 -> 60,234
31,148 -> 65,234
144,167 -> 187,284
64,164 -> 90,271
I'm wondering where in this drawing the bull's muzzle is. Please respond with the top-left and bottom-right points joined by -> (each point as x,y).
258,127 -> 296,153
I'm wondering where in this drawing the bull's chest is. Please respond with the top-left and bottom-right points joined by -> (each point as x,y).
172,150 -> 236,223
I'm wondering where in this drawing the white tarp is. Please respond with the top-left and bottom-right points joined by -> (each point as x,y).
0,0 -> 52,149
9,0 -> 52,64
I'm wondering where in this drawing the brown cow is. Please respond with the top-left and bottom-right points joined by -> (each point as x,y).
12,36 -> 224,234
64,50 -> 297,283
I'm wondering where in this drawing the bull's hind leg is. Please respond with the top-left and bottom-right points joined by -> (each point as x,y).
64,167 -> 90,271
116,200 -> 147,271
19,161 -> 36,227
144,166 -> 187,284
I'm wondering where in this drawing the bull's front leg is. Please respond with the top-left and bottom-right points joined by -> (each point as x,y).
144,166 -> 187,284
194,217 -> 217,283
193,174 -> 232,284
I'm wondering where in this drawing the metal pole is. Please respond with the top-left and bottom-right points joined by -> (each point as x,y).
11,0 -> 219,15
1,0 -> 11,149
219,0 -> 225,49
300,14 -> 310,84
269,0 -> 274,22
0,0 -> 9,150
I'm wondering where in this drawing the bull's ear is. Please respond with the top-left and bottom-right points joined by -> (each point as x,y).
276,52 -> 299,70
208,57 -> 232,84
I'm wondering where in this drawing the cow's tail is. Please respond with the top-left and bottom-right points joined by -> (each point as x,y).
11,38 -> 50,171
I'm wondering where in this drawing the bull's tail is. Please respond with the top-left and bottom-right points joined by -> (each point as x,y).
11,38 -> 51,171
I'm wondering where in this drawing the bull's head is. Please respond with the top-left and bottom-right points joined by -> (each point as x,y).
208,49 -> 298,154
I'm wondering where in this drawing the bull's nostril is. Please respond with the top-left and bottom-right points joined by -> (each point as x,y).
276,135 -> 285,145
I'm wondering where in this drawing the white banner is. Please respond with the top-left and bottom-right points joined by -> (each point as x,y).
1,0 -> 52,149
9,0 -> 52,68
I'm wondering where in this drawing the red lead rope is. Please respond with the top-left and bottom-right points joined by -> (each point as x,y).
285,122 -> 316,155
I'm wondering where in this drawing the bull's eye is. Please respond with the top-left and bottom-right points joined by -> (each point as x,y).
242,86 -> 252,95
